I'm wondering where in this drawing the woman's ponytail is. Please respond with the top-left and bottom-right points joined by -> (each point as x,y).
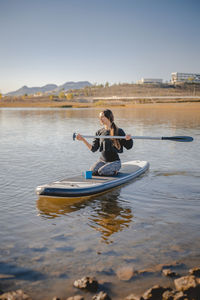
102,109 -> 121,150
110,121 -> 121,150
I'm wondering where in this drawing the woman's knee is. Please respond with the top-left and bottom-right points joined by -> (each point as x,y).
98,161 -> 121,176
98,168 -> 115,176
90,160 -> 105,175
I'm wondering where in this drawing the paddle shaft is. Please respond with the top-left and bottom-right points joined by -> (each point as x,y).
80,135 -> 161,140
73,133 -> 193,142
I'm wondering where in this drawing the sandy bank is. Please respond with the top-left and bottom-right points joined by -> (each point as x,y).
1,97 -> 200,109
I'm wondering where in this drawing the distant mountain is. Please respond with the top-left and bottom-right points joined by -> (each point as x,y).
56,81 -> 92,92
6,84 -> 57,96
6,81 -> 92,96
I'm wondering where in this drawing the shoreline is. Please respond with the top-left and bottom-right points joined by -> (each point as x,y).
1,98 -> 200,109
1,263 -> 200,299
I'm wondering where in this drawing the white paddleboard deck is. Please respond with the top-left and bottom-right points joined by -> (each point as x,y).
36,160 -> 149,198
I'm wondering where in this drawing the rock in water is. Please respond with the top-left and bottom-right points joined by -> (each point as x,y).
142,285 -> 170,300
189,267 -> 200,277
66,296 -> 84,300
124,294 -> 141,300
116,266 -> 135,281
162,268 -> 179,277
73,276 -> 98,292
0,289 -> 31,300
174,275 -> 200,298
92,291 -> 111,300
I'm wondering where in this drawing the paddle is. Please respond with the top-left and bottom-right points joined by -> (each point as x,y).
73,133 -> 193,142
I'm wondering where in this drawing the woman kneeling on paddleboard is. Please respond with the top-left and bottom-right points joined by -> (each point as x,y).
76,109 -> 133,176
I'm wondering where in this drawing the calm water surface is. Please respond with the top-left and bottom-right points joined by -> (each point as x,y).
0,105 -> 200,299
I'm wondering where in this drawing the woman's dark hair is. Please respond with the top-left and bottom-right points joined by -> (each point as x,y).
102,109 -> 121,150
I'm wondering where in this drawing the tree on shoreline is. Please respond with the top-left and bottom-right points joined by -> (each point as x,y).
58,91 -> 65,99
66,93 -> 74,100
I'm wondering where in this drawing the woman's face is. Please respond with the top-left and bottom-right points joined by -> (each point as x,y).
99,112 -> 111,127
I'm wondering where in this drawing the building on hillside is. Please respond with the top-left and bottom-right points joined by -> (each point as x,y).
171,72 -> 200,84
33,92 -> 43,97
136,78 -> 163,84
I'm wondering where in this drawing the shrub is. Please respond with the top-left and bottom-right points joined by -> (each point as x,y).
66,93 -> 74,100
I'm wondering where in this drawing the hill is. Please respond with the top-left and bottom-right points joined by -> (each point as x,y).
6,81 -> 92,96
69,82 -> 200,99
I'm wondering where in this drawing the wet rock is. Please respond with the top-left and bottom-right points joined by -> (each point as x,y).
162,290 -> 188,300
92,291 -> 111,300
0,289 -> 32,300
142,285 -> 169,300
189,267 -> 200,277
52,297 -> 61,300
174,275 -> 200,297
66,296 -> 84,300
173,292 -> 189,300
162,269 -> 179,278
162,290 -> 175,300
124,294 -> 141,300
155,262 -> 183,272
137,269 -> 154,275
73,276 -> 98,292
136,263 -> 181,275
116,266 -> 136,281
136,265 -> 166,275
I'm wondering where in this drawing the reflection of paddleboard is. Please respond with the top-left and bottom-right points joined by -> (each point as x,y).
36,160 -> 149,198
37,196 -> 88,218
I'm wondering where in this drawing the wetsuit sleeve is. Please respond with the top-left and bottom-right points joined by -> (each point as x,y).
91,131 -> 100,152
118,128 -> 133,150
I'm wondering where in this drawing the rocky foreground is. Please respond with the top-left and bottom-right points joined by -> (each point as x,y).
0,267 -> 200,300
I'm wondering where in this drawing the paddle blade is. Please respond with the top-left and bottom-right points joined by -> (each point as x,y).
162,136 -> 194,142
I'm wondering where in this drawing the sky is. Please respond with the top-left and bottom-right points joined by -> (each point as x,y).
0,0 -> 200,94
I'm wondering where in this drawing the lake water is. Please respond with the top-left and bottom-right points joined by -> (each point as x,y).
0,104 -> 200,299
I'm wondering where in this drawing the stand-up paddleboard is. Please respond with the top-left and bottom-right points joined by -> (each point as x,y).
36,160 -> 149,198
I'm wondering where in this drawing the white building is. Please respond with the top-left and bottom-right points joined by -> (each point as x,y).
137,78 -> 163,84
171,72 -> 200,84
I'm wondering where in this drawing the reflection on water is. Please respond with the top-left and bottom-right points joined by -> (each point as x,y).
89,190 -> 133,244
37,196 -> 92,218
37,188 -> 133,244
